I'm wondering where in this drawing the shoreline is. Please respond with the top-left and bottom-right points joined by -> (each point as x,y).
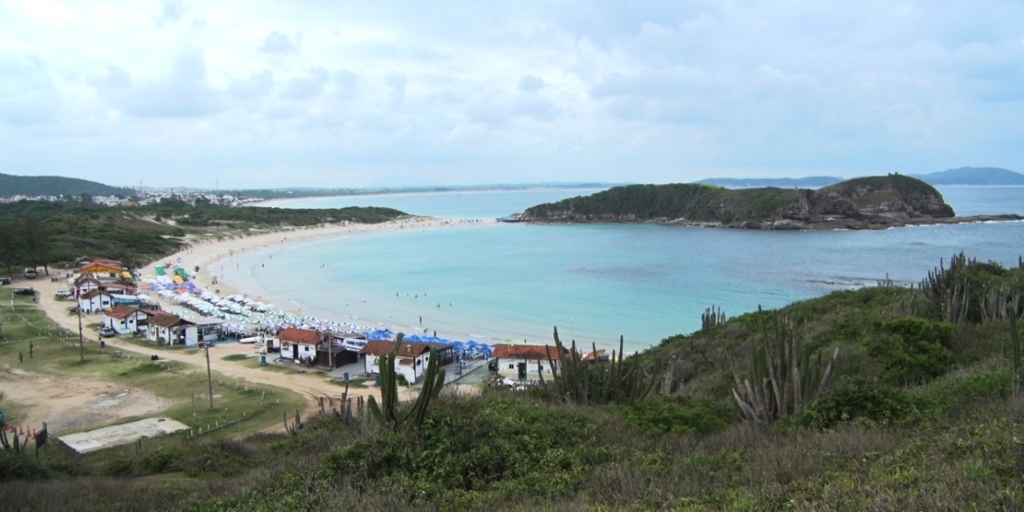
142,216 -> 519,348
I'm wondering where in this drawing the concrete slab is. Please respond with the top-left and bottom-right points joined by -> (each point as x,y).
58,417 -> 189,454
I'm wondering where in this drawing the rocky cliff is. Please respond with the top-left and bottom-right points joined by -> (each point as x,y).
520,175 -> 1019,230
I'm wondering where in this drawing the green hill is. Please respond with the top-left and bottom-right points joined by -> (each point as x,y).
521,174 -> 963,229
0,172 -> 135,198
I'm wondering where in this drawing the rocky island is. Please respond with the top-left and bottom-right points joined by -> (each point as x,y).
519,174 -> 1022,230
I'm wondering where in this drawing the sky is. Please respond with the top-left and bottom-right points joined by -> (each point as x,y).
1,1 -> 1022,189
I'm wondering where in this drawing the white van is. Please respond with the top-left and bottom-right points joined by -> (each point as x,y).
23,268 -> 37,279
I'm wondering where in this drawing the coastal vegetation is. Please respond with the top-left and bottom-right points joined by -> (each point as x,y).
2,252 -> 1023,510
520,174 -> 1020,230
0,200 -> 406,273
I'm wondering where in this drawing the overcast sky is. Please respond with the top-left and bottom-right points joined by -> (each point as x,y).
1,1 -> 1022,189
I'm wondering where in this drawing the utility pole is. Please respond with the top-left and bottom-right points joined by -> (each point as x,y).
78,303 -> 84,362
205,344 -> 214,409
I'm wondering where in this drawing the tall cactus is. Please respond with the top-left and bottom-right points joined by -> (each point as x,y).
920,252 -> 972,323
545,328 -> 659,405
731,306 -> 838,423
701,305 -> 727,331
367,333 -> 446,430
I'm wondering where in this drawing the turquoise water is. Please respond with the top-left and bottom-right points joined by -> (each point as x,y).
224,186 -> 1024,354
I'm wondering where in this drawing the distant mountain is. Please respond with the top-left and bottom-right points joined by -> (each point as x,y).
913,167 -> 1024,186
694,176 -> 843,189
0,172 -> 135,198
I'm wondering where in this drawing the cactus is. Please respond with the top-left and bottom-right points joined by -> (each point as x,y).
919,252 -> 972,323
367,333 -> 446,430
731,306 -> 838,423
545,328 -> 659,405
283,409 -> 303,435
1012,311 -> 1021,397
701,305 -> 727,331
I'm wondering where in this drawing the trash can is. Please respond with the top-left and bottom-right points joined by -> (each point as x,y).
375,375 -> 381,387
151,354 -> 159,361
260,355 -> 267,366
343,372 -> 350,382
99,340 -> 105,348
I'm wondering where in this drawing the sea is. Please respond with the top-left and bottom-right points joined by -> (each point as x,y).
217,186 -> 1024,354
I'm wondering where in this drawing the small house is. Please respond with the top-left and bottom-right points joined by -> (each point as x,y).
78,289 -> 114,314
491,344 -> 566,381
361,340 -> 436,384
74,260 -> 125,282
277,328 -> 321,363
102,305 -> 150,335
146,312 -> 198,346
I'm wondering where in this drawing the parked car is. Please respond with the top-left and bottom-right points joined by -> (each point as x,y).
55,289 -> 72,298
0,276 -> 10,285
99,326 -> 117,338
23,267 -> 37,279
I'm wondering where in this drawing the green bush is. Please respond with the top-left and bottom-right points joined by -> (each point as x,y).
797,379 -> 920,429
0,450 -> 48,480
866,317 -> 954,385
612,396 -> 732,436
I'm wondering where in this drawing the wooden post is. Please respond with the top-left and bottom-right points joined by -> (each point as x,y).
205,344 -> 214,409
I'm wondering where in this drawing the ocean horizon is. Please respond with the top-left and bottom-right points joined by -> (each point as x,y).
219,186 -> 1024,354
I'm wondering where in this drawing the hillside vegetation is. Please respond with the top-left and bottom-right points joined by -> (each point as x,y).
0,200 -> 406,274
520,174 -> 992,230
2,252 -> 1023,510
0,172 -> 135,198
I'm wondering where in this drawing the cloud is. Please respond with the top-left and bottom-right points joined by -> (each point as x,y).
229,70 -> 274,99
260,31 -> 300,55
153,0 -> 184,27
96,50 -> 222,118
334,70 -> 361,100
518,75 -> 545,93
0,54 -> 62,125
280,67 -> 329,100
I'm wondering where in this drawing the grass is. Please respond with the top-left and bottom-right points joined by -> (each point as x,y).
234,356 -> 307,375
0,294 -> 306,458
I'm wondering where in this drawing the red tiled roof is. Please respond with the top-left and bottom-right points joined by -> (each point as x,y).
361,340 -> 432,357
148,312 -> 193,328
79,289 -> 110,300
75,275 -> 101,286
582,349 -> 606,361
278,328 -> 321,345
105,305 -> 143,320
492,344 -> 564,361
397,359 -> 414,366
79,261 -> 124,273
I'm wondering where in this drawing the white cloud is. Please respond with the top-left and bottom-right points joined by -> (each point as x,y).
0,0 -> 1022,187
260,31 -> 300,55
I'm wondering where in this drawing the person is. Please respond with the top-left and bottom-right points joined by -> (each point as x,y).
29,342 -> 33,359
19,351 -> 23,363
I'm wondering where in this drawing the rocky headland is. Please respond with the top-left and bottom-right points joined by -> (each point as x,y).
519,175 -> 1022,230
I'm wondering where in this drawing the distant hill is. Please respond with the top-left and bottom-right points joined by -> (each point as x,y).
520,175 -> 1022,230
0,172 -> 135,198
913,167 -> 1024,186
694,176 -> 842,189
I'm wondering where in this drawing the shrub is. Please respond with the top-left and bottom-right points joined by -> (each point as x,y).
612,396 -> 731,436
866,317 -> 954,385
797,379 -> 920,429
